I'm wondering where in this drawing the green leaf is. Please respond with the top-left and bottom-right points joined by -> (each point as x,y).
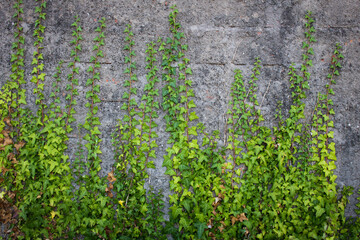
188,100 -> 196,109
94,84 -> 100,93
91,127 -> 101,135
314,205 -> 325,218
308,231 -> 318,239
188,126 -> 197,136
328,161 -> 336,170
187,150 -> 196,159
328,151 -> 337,161
189,140 -> 199,149
122,92 -> 129,99
172,144 -> 180,154
150,141 -> 158,148
185,68 -> 192,75
189,112 -> 199,121
31,58 -> 38,65
149,150 -> 156,158
328,131 -> 334,138
140,204 -> 148,215
196,222 -> 206,239
165,169 -> 176,176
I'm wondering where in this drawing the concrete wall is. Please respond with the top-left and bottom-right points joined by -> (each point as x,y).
1,0 -> 359,216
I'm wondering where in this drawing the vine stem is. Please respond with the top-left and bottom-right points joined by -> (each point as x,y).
324,56 -> 338,164
13,0 -> 24,137
35,0 -> 46,123
259,79 -> 271,109
65,21 -> 81,126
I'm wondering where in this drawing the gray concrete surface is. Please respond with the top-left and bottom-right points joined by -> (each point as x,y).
0,0 -> 359,217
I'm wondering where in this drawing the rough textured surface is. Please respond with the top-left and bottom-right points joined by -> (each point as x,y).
1,0 -> 359,217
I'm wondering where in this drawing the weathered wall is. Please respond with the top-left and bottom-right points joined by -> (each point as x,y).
1,0 -> 359,217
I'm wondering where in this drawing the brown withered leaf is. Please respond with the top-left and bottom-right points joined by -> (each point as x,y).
3,213 -> 11,224
218,192 -> 224,199
6,213 -> 13,224
218,224 -> 225,233
207,218 -> 213,228
7,152 -> 15,160
221,162 -> 228,173
244,227 -> 249,236
1,167 -> 10,174
219,184 -> 225,189
212,209 -> 217,216
105,183 -> 114,198
107,170 -> 116,183
1,130 -> 10,138
209,232 -> 215,239
8,192 -> 15,200
2,137 -> 13,146
231,213 -> 248,225
231,216 -> 237,226
212,197 -> 221,207
4,117 -> 12,126
237,213 -> 248,222
7,152 -> 18,164
14,141 -> 25,151
106,191 -> 113,198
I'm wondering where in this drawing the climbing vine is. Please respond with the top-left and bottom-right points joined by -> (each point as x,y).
0,0 -> 25,237
161,7 -> 356,240
108,24 -> 165,239
0,2 -> 359,240
70,17 -> 112,238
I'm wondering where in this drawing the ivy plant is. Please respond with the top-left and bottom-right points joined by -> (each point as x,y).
0,2 -> 359,240
109,24 -> 165,239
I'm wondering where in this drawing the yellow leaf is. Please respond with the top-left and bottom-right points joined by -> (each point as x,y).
50,211 -> 57,219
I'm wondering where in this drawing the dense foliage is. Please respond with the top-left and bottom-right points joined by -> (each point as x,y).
0,1 -> 359,239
